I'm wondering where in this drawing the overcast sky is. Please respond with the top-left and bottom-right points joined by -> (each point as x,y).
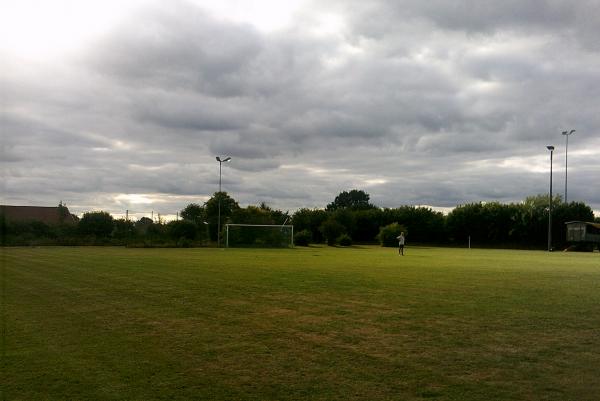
2,0 -> 599,220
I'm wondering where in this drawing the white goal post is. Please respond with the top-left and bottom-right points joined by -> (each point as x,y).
225,224 -> 294,248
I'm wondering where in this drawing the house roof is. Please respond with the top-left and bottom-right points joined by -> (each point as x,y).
0,205 -> 78,225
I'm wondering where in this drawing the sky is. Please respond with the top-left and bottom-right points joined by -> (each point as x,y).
1,0 -> 599,220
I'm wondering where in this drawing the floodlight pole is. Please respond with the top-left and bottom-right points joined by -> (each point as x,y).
216,156 -> 231,248
547,145 -> 554,252
562,129 -> 575,203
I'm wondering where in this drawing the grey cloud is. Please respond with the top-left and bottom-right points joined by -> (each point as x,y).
209,135 -> 282,162
404,1 -> 574,33
460,54 -> 544,83
0,146 -> 24,163
133,91 -> 252,132
2,0 -> 600,216
339,0 -> 595,41
88,2 -> 336,100
90,2 -> 263,94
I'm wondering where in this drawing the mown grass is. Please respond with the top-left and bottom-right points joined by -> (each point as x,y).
2,246 -> 600,400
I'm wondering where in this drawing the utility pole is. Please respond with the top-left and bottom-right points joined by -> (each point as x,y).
547,145 -> 554,252
562,129 -> 575,203
216,156 -> 232,247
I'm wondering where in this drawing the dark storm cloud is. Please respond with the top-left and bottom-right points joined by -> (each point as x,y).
2,0 -> 599,216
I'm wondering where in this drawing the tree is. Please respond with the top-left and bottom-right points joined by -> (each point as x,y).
231,205 -> 274,225
204,192 -> 240,241
58,201 -> 70,223
180,203 -> 205,225
113,218 -> 135,240
146,221 -> 166,240
327,189 -> 375,211
331,208 -> 356,238
30,221 -> 53,239
167,220 -> 197,241
381,206 -> 445,244
320,217 -> 345,246
481,202 -> 514,244
78,211 -> 114,238
258,203 -> 289,226
353,209 -> 383,242
0,214 -> 8,245
135,217 -> 154,235
446,203 -> 487,245
377,223 -> 408,247
337,234 -> 352,246
292,208 -> 328,243
294,229 -> 312,246
512,194 -> 563,248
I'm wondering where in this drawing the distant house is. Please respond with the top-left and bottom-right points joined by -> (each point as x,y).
0,205 -> 79,225
565,221 -> 600,251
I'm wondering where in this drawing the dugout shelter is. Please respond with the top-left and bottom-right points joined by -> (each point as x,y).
565,221 -> 600,251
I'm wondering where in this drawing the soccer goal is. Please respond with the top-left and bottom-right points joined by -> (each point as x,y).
225,224 -> 294,248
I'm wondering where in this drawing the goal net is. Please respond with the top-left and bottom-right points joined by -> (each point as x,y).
225,224 -> 294,248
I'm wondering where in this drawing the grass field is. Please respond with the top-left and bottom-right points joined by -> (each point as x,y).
2,246 -> 600,400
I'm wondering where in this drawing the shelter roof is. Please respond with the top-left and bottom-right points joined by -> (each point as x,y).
565,221 -> 600,229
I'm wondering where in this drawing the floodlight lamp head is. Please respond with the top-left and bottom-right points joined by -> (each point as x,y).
223,157 -> 231,162
547,145 -> 554,151
569,129 -> 575,135
216,156 -> 221,162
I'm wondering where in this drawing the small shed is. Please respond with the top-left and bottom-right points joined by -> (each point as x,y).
565,221 -> 600,250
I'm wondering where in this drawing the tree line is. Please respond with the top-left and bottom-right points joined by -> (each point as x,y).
1,189 -> 598,249
292,191 -> 596,249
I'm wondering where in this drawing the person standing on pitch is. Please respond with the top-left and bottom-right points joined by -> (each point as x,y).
396,232 -> 405,255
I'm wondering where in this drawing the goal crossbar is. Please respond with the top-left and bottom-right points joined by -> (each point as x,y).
225,224 -> 294,248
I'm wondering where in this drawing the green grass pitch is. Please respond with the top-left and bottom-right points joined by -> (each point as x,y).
2,246 -> 600,400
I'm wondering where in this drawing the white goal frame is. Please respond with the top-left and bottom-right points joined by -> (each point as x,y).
225,224 -> 294,248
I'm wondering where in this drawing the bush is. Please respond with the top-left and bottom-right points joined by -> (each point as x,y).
294,229 -> 312,246
30,221 -> 54,238
320,218 -> 345,246
79,211 -> 114,238
377,223 -> 408,247
113,219 -> 135,240
337,234 -> 352,246
167,220 -> 197,240
135,217 -> 153,235
176,237 -> 193,248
